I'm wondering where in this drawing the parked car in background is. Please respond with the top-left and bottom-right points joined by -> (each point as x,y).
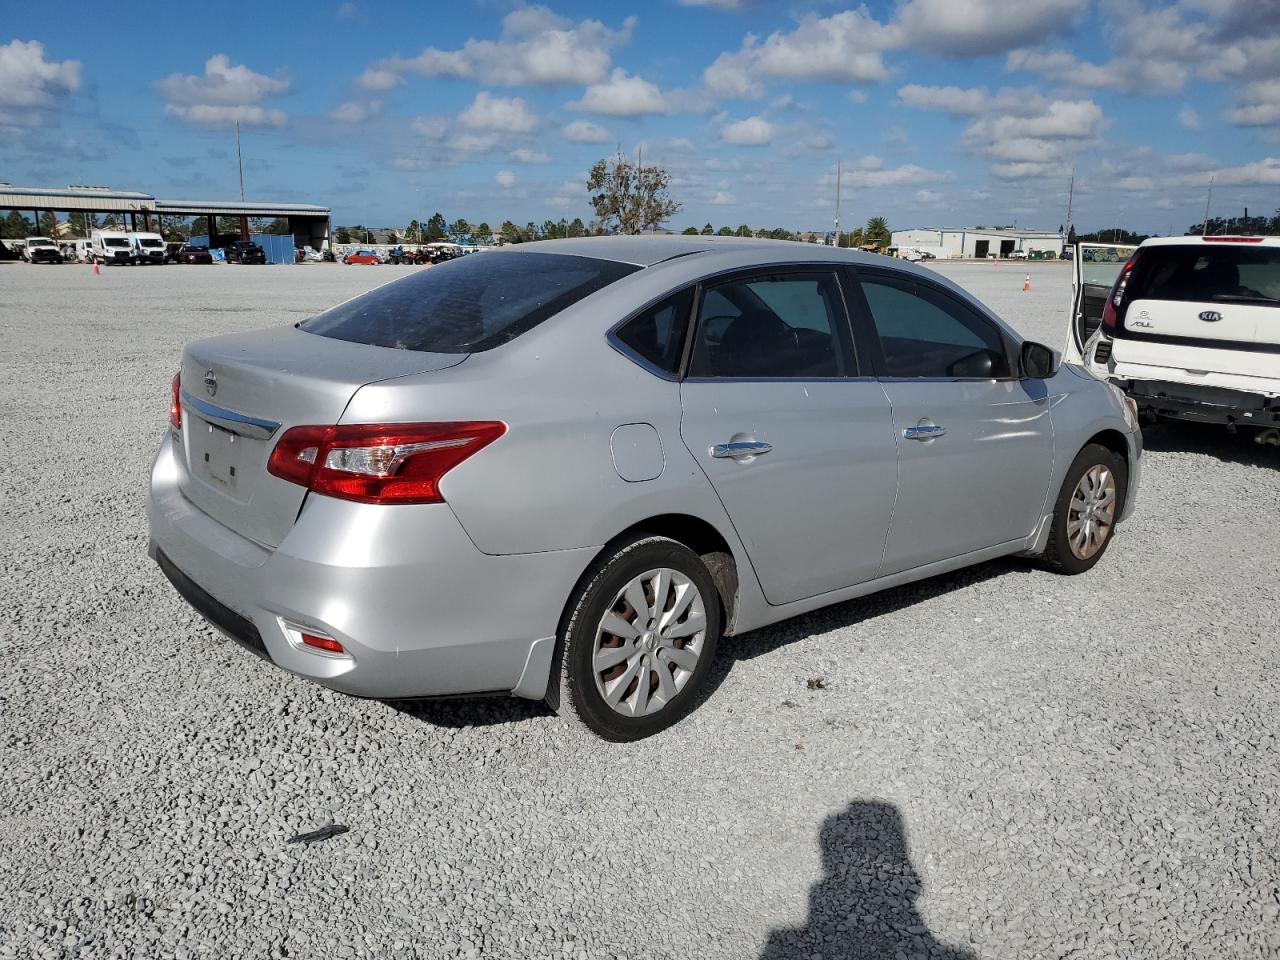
129,232 -> 166,265
1007,250 -> 1028,260
342,249 -> 381,265
21,237 -> 62,263
1069,236 -> 1280,441
91,229 -> 134,265
59,241 -> 80,262
174,244 -> 214,265
151,236 -> 1142,741
225,240 -> 267,265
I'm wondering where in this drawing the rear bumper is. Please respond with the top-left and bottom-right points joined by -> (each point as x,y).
147,431 -> 594,700
1117,378 -> 1280,426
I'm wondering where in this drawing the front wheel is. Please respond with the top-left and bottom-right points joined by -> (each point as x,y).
550,536 -> 722,741
1040,443 -> 1127,574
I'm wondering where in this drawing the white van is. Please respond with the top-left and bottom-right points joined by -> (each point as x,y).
1069,236 -> 1280,441
129,231 -> 166,265
91,229 -> 134,265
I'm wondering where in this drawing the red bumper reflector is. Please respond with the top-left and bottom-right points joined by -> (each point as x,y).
301,633 -> 344,654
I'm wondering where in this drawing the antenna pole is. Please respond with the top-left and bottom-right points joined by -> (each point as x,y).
1065,168 -> 1074,237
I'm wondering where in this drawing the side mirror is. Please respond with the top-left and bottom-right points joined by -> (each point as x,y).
1020,341 -> 1059,379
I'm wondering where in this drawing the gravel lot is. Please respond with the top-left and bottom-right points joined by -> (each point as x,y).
2,258 -> 1277,960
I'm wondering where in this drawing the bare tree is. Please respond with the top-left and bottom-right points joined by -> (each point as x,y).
587,154 -> 681,234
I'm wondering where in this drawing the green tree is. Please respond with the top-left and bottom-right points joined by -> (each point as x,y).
476,221 -> 492,239
39,212 -> 59,237
681,226 -> 700,235
700,223 -> 713,235
68,212 -> 98,236
426,212 -> 448,241
1,211 -> 34,238
586,154 -> 681,234
735,224 -> 752,237
499,221 -> 521,245
264,218 -> 291,235
449,218 -> 471,240
568,217 -> 586,238
864,216 -> 891,246
334,226 -> 353,244
386,231 -> 399,245
716,225 -> 734,236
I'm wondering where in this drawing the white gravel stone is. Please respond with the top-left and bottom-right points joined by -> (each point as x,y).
1,259 -> 1277,959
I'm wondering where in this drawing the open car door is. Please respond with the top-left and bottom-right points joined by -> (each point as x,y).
1067,242 -> 1138,363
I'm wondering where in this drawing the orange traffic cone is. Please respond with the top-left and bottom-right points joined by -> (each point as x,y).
92,259 -> 101,276
1022,273 -> 1031,292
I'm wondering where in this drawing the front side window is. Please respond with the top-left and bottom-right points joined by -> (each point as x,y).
614,289 -> 694,376
859,277 -> 1010,379
688,272 -> 852,378
302,252 -> 640,353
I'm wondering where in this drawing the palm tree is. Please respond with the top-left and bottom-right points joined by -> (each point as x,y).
864,216 -> 891,247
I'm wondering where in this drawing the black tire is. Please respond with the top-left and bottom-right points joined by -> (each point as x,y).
1040,443 -> 1127,575
548,535 -> 722,742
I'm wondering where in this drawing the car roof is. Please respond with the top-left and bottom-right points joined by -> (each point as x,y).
1140,235 -> 1280,248
498,234 -> 899,268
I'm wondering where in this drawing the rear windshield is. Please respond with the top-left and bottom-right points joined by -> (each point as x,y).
1129,244 -> 1280,306
301,252 -> 640,353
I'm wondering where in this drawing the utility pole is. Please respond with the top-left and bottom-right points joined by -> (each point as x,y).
833,160 -> 842,248
1065,168 -> 1074,239
1202,175 -> 1214,236
236,121 -> 246,201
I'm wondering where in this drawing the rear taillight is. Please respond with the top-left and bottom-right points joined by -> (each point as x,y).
1100,252 -> 1141,333
169,372 -> 182,430
266,421 -> 506,504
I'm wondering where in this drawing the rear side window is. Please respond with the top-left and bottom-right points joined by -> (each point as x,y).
302,252 -> 640,353
614,289 -> 694,375
688,272 -> 853,378
860,277 -> 1010,379
1128,245 -> 1280,306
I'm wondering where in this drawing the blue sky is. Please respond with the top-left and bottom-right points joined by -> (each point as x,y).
3,0 -> 1279,234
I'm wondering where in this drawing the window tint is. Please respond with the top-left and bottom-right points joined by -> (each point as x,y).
614,289 -> 693,375
860,278 -> 1010,379
688,272 -> 851,378
1128,245 -> 1280,306
301,252 -> 640,353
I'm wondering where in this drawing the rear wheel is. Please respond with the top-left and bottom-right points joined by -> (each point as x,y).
550,536 -> 721,741
1040,443 -> 1126,574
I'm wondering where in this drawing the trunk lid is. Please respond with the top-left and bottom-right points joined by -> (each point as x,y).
178,325 -> 465,548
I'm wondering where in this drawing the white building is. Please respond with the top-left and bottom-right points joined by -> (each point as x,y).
891,227 -> 1063,259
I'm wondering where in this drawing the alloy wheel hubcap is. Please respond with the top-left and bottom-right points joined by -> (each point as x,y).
1067,464 -> 1116,560
593,568 -> 707,718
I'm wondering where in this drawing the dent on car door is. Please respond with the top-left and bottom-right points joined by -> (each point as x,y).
677,268 -> 899,605
1068,242 -> 1139,361
850,269 -> 1055,575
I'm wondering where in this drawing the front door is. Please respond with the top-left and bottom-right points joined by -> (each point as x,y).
851,270 -> 1055,574
678,268 -> 899,605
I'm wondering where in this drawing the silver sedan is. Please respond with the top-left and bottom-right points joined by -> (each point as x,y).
149,237 -> 1142,740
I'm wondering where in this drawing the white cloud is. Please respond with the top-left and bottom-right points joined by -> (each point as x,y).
0,40 -> 81,110
1177,105 -> 1201,129
358,7 -> 634,89
1227,80 -> 1280,127
563,119 -> 611,144
915,189 -> 943,203
411,116 -> 450,139
1204,157 -> 1280,186
568,69 -> 675,116
159,54 -> 289,127
330,99 -> 381,122
705,10 -> 895,98
721,115 -> 775,146
496,169 -> 517,189
510,147 -> 552,164
892,0 -> 1078,58
709,190 -> 735,204
457,92 -> 538,133
897,84 -> 989,116
679,0 -> 744,8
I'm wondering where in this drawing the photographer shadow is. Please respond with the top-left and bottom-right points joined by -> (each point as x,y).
761,801 -> 974,960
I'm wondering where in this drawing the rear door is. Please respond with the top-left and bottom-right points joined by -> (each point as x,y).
678,267 -> 899,604
1067,242 -> 1138,361
851,268 -> 1055,574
